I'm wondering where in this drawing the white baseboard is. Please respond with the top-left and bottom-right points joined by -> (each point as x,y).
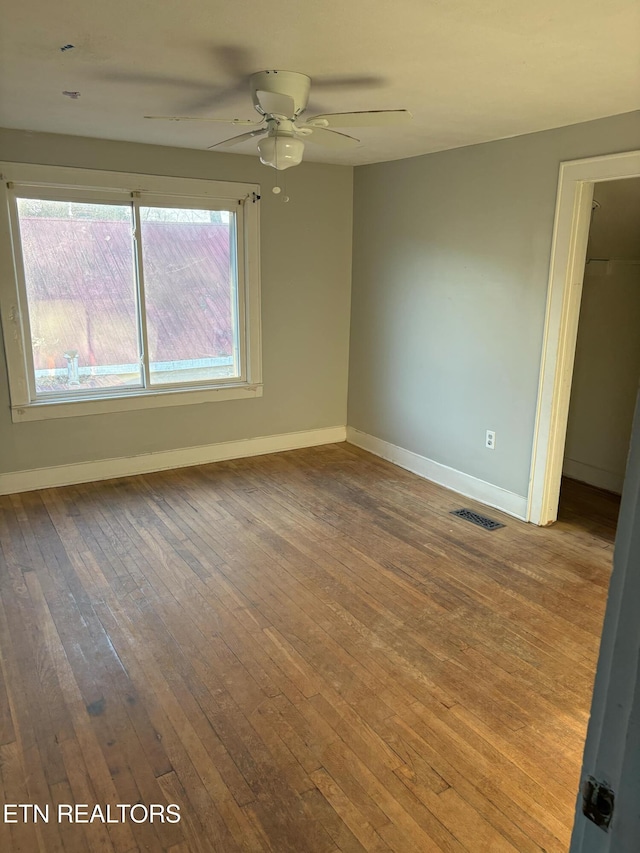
563,458 -> 624,495
0,426 -> 347,496
346,427 -> 528,521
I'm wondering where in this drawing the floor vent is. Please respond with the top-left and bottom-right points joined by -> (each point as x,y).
450,508 -> 505,530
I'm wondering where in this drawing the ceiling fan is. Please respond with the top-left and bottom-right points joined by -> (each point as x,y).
145,69 -> 412,170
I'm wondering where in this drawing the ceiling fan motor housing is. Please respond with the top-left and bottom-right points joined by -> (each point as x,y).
250,70 -> 311,118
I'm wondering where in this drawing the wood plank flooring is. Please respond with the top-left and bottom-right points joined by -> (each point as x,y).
0,444 -> 614,852
558,476 -> 620,544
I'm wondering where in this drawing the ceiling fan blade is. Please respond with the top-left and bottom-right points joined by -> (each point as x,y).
305,110 -> 413,128
180,45 -> 254,113
302,126 -> 360,149
180,81 -> 247,115
312,74 -> 385,89
207,127 -> 267,149
211,45 -> 253,77
98,70 -> 214,90
144,115 -> 260,124
99,69 -> 244,115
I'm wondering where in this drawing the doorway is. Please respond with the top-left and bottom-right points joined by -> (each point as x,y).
528,149 -> 640,526
557,177 -> 640,537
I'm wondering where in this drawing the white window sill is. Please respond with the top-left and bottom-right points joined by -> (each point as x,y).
10,383 -> 263,423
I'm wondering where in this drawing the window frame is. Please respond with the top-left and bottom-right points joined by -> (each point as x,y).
0,163 -> 262,422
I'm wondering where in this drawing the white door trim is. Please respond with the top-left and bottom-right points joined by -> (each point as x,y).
528,150 -> 640,526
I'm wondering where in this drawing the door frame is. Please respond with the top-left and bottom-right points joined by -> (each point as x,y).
527,149 -> 640,526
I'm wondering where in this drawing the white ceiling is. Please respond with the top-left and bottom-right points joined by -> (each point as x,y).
1,0 -> 639,166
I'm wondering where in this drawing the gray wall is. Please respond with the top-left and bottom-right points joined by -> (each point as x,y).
348,111 -> 640,499
0,129 -> 353,475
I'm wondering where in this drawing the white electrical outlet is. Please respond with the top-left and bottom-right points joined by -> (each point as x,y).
486,430 -> 496,450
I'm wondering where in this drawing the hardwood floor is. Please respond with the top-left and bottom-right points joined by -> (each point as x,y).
558,476 -> 621,545
0,444 -> 614,852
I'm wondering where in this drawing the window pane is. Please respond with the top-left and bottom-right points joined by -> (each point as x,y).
140,207 -> 239,385
16,198 -> 142,394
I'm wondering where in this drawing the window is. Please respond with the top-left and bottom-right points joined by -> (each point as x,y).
0,164 -> 261,422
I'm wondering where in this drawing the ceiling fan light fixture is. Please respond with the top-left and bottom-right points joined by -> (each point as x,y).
257,134 -> 304,170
